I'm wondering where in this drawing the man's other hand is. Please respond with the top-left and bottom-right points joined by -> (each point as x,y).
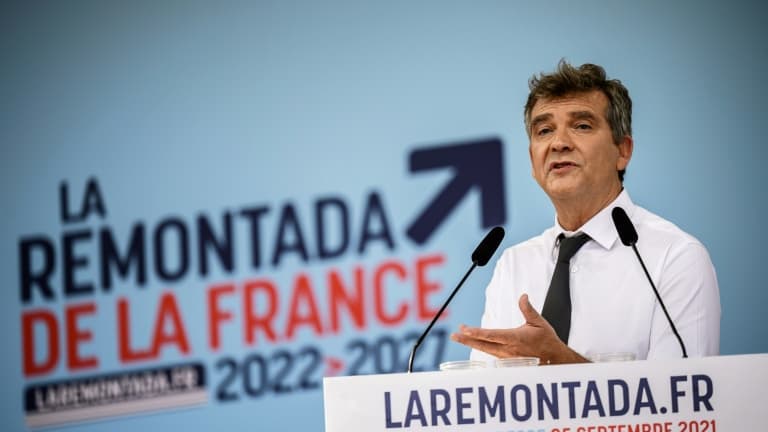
450,294 -> 589,365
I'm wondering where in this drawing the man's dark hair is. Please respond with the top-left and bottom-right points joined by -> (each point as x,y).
524,60 -> 632,182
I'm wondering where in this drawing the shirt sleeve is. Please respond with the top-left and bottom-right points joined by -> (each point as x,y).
469,251 -> 521,364
646,240 -> 721,358
469,256 -> 502,363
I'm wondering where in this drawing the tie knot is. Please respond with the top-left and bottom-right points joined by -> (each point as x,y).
556,233 -> 591,263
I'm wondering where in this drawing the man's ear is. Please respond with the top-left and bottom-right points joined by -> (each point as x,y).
616,135 -> 633,171
529,144 -> 535,178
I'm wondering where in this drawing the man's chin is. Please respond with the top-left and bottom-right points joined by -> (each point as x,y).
543,182 -> 581,200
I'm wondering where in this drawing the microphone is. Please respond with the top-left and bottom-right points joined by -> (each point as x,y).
407,226 -> 505,372
611,207 -> 688,358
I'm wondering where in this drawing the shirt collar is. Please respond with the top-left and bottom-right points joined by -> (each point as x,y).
550,189 -> 637,251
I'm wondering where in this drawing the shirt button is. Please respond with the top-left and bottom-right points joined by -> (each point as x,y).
571,265 -> 579,273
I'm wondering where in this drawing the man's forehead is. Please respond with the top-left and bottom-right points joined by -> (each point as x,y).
531,91 -> 608,117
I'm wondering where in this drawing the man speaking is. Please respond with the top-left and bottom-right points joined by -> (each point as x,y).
451,61 -> 721,364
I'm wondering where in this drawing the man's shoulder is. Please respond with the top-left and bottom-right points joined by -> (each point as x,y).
633,205 -> 705,249
500,226 -> 556,257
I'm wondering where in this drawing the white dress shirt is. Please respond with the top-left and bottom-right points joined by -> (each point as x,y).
471,190 -> 720,362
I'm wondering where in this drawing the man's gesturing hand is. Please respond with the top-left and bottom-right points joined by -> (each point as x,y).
450,294 -> 589,365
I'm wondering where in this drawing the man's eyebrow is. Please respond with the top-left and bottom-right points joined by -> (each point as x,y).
530,113 -> 553,130
569,110 -> 598,121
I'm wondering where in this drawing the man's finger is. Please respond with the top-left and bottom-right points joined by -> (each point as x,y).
450,332 -> 507,358
458,325 -> 509,344
519,293 -> 546,326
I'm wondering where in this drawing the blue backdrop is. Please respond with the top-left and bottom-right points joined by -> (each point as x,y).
2,1 -> 766,431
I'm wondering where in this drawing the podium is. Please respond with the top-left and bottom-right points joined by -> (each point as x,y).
324,354 -> 768,431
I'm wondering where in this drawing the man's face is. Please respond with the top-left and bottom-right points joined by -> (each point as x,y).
528,91 -> 631,203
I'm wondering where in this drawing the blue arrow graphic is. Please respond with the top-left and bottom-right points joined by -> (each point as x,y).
406,137 -> 507,245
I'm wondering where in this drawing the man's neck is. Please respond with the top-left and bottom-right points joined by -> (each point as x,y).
552,186 -> 623,231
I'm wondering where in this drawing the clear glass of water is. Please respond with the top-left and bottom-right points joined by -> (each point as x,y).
439,360 -> 487,371
588,352 -> 636,362
495,357 -> 540,367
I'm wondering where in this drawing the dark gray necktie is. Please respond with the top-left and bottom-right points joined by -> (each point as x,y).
542,233 -> 591,344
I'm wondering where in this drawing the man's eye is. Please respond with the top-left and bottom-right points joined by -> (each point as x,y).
537,127 -> 552,136
575,123 -> 592,130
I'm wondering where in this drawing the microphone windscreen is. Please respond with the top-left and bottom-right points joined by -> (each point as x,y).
611,207 -> 638,246
471,226 -> 505,266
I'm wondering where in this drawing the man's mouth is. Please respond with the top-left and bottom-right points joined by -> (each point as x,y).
549,161 -> 576,172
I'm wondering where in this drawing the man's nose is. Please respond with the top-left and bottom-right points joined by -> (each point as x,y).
550,129 -> 573,152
